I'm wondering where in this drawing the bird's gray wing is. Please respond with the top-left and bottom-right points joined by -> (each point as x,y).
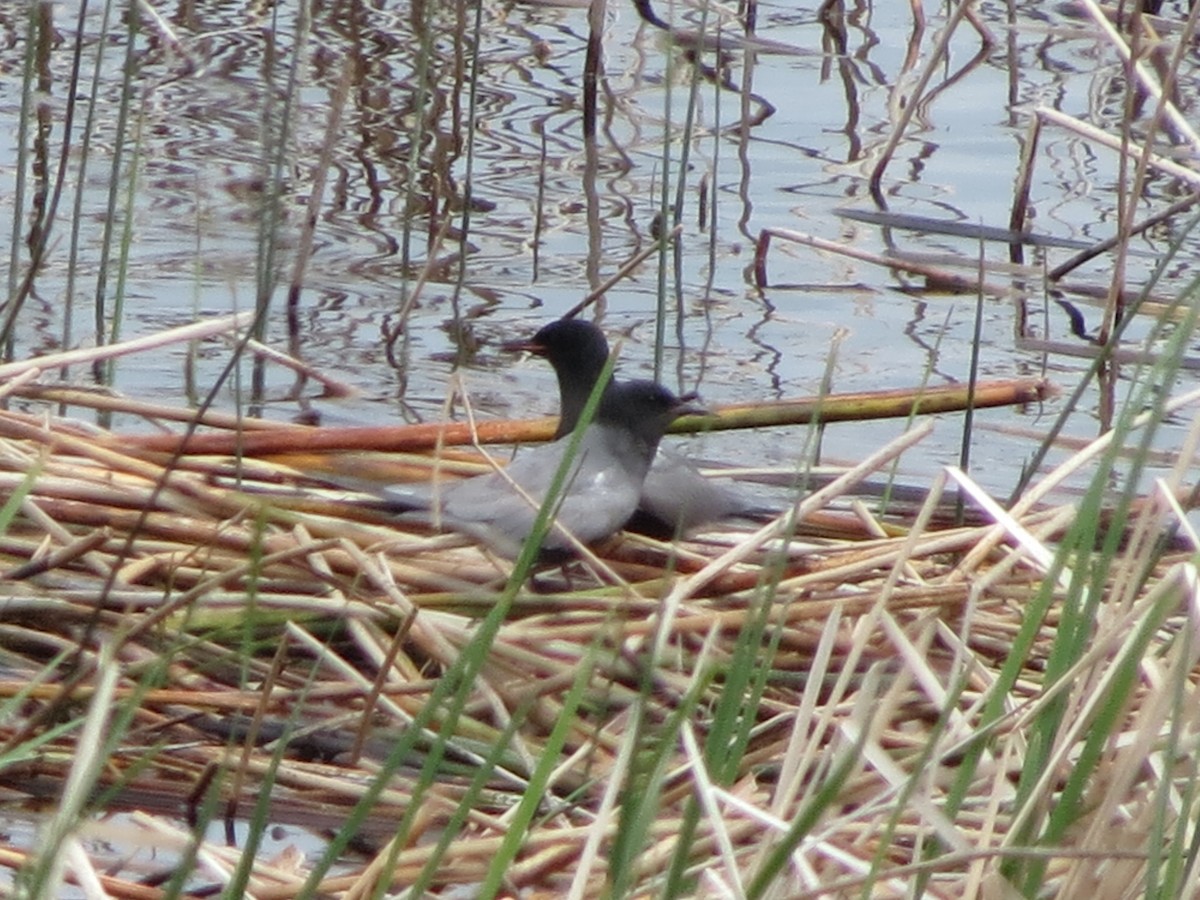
636,445 -> 754,534
437,428 -> 643,555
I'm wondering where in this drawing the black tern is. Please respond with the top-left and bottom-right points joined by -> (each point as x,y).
383,378 -> 702,559
506,318 -> 753,537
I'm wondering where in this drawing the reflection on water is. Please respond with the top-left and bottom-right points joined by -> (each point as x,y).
0,1 -> 1198,494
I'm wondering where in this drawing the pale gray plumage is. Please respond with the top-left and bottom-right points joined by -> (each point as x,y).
631,445 -> 753,535
382,379 -> 698,559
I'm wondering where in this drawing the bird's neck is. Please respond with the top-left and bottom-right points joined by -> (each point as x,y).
559,375 -> 616,436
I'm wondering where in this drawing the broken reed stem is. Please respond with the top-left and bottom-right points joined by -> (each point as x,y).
101,377 -> 1051,457
562,223 -> 685,320
1009,114 -> 1041,247
868,0 -> 984,199
1048,191 -> 1200,281
1034,106 -> 1200,189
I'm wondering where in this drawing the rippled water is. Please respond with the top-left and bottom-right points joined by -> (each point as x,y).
2,0 -> 1199,498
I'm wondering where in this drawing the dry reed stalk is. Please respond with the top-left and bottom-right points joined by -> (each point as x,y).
220,335 -> 358,399
96,376 -> 1048,458
1016,336 -> 1200,370
1077,0 -> 1200,152
0,311 -> 254,383
1034,106 -> 1200,188
3,383 -> 303,432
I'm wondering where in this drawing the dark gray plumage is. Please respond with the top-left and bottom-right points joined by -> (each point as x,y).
382,378 -> 699,559
507,318 -> 753,537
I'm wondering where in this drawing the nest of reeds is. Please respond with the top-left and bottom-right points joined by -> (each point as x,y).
2,321 -> 1198,898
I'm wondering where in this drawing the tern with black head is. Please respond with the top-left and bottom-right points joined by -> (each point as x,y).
508,318 -> 754,537
381,377 -> 702,560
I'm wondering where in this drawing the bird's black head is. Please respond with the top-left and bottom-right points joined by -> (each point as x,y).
525,319 -> 610,377
599,379 -> 706,449
506,319 -> 613,437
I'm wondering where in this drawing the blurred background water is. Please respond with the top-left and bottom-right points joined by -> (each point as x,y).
2,0 -> 1199,500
